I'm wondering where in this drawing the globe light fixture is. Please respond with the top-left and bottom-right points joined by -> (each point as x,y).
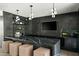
51,3 -> 57,18
29,5 -> 34,20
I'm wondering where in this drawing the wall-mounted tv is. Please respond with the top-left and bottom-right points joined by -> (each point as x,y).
42,21 -> 57,30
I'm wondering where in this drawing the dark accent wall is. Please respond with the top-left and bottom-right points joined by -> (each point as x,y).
32,11 -> 78,37
3,11 -> 14,37
3,11 -> 79,37
32,16 -> 60,37
3,11 -> 27,37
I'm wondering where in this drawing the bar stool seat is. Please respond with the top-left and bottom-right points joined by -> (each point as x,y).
33,47 -> 50,56
19,44 -> 33,56
9,42 -> 22,56
2,40 -> 13,53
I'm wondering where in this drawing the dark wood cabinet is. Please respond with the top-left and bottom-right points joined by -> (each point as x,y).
64,37 -> 78,51
77,38 -> 79,52
64,38 -> 72,49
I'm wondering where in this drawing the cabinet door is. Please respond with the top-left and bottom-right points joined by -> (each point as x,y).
64,38 -> 72,49
64,37 -> 77,50
71,38 -> 77,50
77,38 -> 79,52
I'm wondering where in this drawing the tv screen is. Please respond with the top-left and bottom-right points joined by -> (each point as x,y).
42,21 -> 57,30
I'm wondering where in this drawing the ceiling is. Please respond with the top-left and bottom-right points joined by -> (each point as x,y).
0,3 -> 79,18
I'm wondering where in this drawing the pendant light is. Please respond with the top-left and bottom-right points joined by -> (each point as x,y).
29,5 -> 33,20
15,9 -> 20,22
51,3 -> 57,18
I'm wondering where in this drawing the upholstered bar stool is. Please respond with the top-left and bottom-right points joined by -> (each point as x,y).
19,44 -> 33,56
33,47 -> 50,56
2,40 -> 13,53
9,42 -> 22,56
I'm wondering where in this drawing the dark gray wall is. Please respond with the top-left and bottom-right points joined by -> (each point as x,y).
3,11 -> 27,37
57,12 -> 78,33
3,11 -> 14,37
32,12 -> 78,37
3,11 -> 79,37
32,16 -> 60,37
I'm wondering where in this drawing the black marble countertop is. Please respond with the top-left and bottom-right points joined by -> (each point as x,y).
4,35 -> 60,45
4,36 -> 61,56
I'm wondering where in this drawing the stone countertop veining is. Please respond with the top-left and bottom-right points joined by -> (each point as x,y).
4,36 -> 60,45
4,36 -> 61,56
4,36 -> 31,43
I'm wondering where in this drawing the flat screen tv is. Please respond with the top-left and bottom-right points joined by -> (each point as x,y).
42,21 -> 57,30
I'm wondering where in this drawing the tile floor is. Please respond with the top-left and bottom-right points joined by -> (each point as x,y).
0,48 -> 78,56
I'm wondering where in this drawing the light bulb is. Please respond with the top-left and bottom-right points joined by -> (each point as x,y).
51,8 -> 57,14
20,22 -> 23,24
54,11 -> 57,15
15,16 -> 20,22
51,9 -> 54,12
54,8 -> 57,14
52,12 -> 55,18
31,13 -> 34,18
29,17 -> 32,20
16,16 -> 19,19
29,13 -> 34,20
